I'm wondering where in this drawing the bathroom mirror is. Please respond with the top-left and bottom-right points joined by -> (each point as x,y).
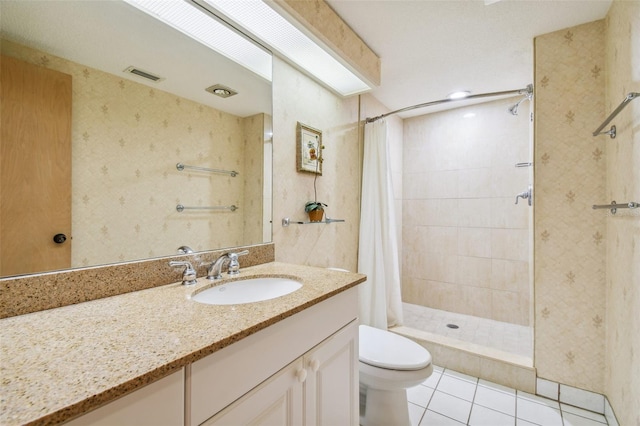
0,0 -> 273,278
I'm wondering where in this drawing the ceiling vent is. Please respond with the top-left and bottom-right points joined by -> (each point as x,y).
123,66 -> 164,82
205,84 -> 238,98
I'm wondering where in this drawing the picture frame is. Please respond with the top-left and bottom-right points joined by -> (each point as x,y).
296,122 -> 322,175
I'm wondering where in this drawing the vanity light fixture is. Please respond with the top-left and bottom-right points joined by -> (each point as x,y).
198,0 -> 372,97
123,0 -> 272,81
448,91 -> 471,100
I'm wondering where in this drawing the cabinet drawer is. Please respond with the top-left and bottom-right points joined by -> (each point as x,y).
189,287 -> 358,426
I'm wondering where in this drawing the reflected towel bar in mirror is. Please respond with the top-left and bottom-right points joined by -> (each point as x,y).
592,92 -> 639,138
592,201 -> 639,215
177,204 -> 239,212
176,162 -> 238,177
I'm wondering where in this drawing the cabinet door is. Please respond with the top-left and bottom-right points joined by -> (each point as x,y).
202,359 -> 304,426
304,320 -> 359,426
65,370 -> 184,426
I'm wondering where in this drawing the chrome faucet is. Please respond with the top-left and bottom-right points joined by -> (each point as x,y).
169,260 -> 198,285
207,250 -> 249,280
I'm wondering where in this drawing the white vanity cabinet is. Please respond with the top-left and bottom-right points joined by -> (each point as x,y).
65,369 -> 184,426
203,320 -> 358,426
191,287 -> 359,426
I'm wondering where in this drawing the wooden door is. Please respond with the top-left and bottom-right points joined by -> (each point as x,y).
1,55 -> 72,276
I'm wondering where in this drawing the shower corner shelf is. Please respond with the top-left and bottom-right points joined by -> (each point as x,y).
282,217 -> 345,227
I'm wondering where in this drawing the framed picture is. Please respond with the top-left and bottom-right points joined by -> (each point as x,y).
296,122 -> 322,175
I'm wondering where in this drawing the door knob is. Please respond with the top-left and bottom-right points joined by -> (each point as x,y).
53,233 -> 67,244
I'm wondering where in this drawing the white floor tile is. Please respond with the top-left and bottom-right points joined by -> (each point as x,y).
561,404 -> 607,424
515,419 -> 540,426
562,412 -> 609,426
560,385 -> 605,414
517,391 -> 560,408
516,398 -> 563,426
423,370 -> 443,388
409,402 -> 426,426
408,384 -> 435,407
536,378 -> 559,401
468,404 -> 515,426
420,409 -> 465,425
437,374 -> 478,401
443,369 -> 479,384
428,391 -> 473,424
478,379 -> 516,395
474,384 -> 516,416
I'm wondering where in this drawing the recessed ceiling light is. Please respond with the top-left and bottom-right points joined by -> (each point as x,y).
448,91 -> 471,100
463,112 -> 476,118
205,84 -> 238,98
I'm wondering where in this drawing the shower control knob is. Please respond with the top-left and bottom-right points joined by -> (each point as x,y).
53,233 -> 67,244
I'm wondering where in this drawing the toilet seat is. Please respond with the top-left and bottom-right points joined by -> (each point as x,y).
359,325 -> 431,371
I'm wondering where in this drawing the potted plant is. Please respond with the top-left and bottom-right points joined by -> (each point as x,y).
305,201 -> 327,222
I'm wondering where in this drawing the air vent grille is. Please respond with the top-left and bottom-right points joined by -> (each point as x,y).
123,66 -> 164,82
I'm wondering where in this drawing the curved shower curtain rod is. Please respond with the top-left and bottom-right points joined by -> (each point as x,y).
364,84 -> 533,124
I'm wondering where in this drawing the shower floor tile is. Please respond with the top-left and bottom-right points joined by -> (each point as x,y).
402,303 -> 533,359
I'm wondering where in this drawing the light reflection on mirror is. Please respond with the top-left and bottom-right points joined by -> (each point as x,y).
0,0 -> 273,278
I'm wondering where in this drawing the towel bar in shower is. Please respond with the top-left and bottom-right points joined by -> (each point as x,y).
176,163 -> 238,177
592,92 -> 639,138
592,201 -> 639,215
176,204 -> 238,212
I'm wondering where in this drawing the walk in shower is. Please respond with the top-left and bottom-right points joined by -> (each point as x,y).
390,93 -> 534,369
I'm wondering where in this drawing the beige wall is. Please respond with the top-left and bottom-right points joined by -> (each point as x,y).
401,99 -> 532,325
1,39 -> 266,269
534,20 -> 608,393
603,1 -> 640,424
271,57 -> 361,270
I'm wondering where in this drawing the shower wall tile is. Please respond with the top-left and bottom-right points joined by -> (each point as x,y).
403,98 -> 532,325
534,19 -> 607,394
458,228 -> 492,258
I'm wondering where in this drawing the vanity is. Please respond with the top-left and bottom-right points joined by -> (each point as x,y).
0,262 -> 365,425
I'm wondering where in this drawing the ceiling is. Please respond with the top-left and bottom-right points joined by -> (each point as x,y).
326,0 -> 612,117
0,1 -> 271,118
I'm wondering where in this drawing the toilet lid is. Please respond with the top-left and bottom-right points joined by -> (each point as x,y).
359,325 -> 432,371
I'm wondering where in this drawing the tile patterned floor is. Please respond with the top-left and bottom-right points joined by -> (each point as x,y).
403,303 -> 533,359
406,366 -> 609,426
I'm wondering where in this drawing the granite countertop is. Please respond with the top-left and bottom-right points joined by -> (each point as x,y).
0,262 -> 365,426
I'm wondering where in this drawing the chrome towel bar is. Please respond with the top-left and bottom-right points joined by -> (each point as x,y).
592,201 -> 639,215
176,204 -> 238,212
176,162 -> 238,177
592,92 -> 639,138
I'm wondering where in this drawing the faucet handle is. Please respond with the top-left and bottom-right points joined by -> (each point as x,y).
169,261 -> 198,285
227,250 -> 249,276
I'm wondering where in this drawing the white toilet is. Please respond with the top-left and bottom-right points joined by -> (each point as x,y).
359,324 -> 433,426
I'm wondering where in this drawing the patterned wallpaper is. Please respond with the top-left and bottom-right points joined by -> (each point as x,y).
534,20 -> 607,393
603,1 -> 640,424
1,39 -> 266,269
272,57 -> 361,270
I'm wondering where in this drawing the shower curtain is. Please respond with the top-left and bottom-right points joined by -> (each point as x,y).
358,119 -> 403,329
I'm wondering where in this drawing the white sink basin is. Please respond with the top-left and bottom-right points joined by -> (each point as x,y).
192,277 -> 302,305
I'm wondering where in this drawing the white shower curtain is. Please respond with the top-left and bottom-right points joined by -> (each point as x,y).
358,119 -> 403,329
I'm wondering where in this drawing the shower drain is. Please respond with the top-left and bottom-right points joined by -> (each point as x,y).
446,323 -> 459,329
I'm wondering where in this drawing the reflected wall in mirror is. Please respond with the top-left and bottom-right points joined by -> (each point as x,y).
0,1 -> 273,278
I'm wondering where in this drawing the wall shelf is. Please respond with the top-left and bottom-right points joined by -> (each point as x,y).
282,217 -> 345,227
